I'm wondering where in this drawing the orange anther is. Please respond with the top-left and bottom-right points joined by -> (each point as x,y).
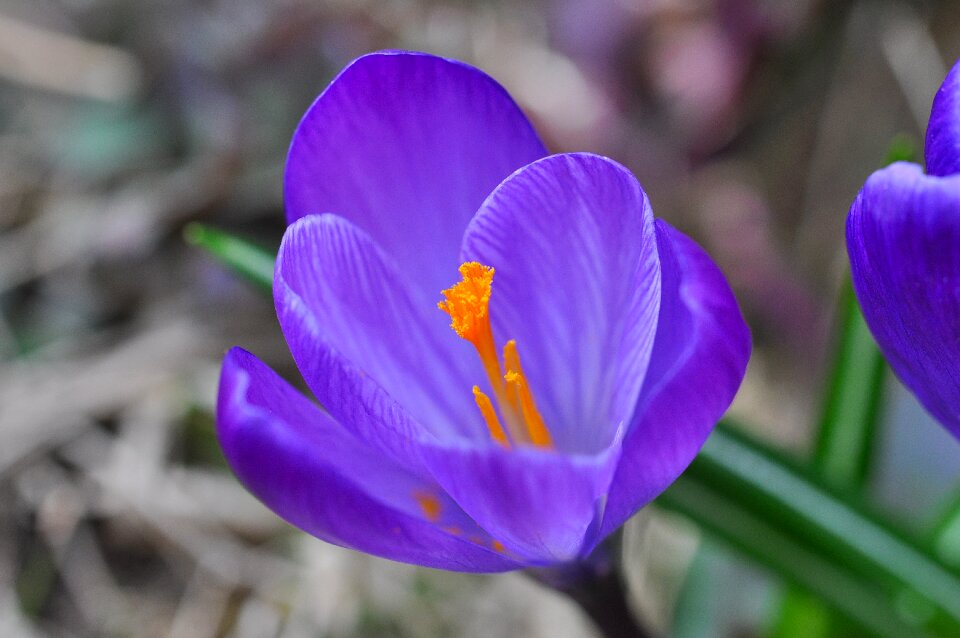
504,341 -> 553,448
473,386 -> 511,448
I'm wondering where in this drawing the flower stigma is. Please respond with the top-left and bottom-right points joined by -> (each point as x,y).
438,262 -> 554,449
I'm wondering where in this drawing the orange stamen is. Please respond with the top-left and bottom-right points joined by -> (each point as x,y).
438,262 -> 554,450
501,346 -> 522,416
439,263 -> 527,443
472,386 -> 510,448
504,341 -> 553,448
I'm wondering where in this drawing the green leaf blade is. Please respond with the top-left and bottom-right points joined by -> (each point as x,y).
931,490 -> 960,570
184,223 -> 276,292
814,278 -> 888,488
659,425 -> 960,637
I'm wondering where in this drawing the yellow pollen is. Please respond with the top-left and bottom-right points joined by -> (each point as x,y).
414,491 -> 442,522
492,540 -> 506,553
438,262 -> 554,450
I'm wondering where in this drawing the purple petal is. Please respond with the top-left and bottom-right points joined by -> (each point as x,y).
421,440 -> 622,563
217,347 -> 523,572
598,221 -> 751,538
274,215 -> 491,458
285,51 -> 547,300
847,162 -> 960,439
926,59 -> 960,177
461,153 -> 661,452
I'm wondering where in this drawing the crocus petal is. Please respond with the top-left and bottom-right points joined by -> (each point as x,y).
926,58 -> 960,177
274,214 -> 489,456
217,347 -> 523,572
598,220 -> 751,538
461,153 -> 661,452
285,50 -> 547,300
847,162 -> 960,439
421,439 -> 622,563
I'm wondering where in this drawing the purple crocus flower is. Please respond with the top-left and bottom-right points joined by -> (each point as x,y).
847,59 -> 960,441
217,51 -> 751,571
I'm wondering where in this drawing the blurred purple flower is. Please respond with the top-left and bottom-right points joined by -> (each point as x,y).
848,58 -> 960,441
217,51 -> 750,571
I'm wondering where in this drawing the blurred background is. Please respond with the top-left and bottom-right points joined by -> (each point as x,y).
2,0 -> 960,636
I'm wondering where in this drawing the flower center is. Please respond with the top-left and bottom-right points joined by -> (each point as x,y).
438,262 -> 553,449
